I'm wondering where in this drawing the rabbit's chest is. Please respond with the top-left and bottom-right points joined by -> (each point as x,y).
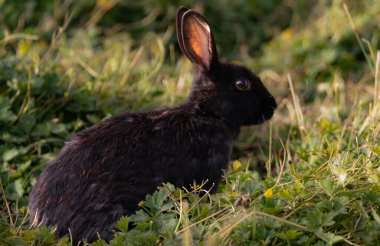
164,128 -> 234,191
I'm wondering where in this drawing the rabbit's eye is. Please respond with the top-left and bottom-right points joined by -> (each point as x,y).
235,79 -> 251,91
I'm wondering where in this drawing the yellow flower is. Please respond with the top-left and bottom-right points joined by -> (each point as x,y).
305,202 -> 315,207
17,41 -> 31,56
228,191 -> 238,197
373,146 -> 380,154
281,28 -> 295,40
264,188 -> 273,198
319,118 -> 330,129
232,160 -> 242,170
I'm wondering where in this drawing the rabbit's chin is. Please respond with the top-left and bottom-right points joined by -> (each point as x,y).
243,110 -> 275,126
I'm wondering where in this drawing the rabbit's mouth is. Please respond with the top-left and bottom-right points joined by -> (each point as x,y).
254,109 -> 275,125
252,101 -> 276,125
241,107 -> 275,126
255,96 -> 277,124
241,99 -> 276,126
263,108 -> 276,121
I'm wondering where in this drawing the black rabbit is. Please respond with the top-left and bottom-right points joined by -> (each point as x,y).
29,7 -> 276,244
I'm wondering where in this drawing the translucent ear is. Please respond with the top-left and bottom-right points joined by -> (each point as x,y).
176,7 -> 188,54
177,9 -> 219,72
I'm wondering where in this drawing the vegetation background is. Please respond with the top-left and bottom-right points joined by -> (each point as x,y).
1,0 -> 380,245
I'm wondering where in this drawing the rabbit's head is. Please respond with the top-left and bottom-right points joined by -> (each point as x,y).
177,7 -> 276,126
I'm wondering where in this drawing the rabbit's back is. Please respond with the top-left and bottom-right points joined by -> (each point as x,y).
29,107 -> 236,242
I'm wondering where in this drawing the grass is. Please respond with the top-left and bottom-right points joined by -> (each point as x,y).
1,1 -> 380,245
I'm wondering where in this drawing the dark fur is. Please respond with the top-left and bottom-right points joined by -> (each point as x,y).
29,7 -> 276,244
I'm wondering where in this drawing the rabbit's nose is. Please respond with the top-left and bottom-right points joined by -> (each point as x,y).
271,96 -> 277,110
266,95 -> 277,110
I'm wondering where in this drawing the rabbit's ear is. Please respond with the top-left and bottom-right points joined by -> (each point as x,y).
176,7 -> 188,50
177,9 -> 219,72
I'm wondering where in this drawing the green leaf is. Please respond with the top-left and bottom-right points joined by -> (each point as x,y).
143,189 -> 170,215
129,210 -> 150,224
18,160 -> 32,173
14,179 -> 24,197
371,208 -> 380,225
317,196 -> 349,216
0,97 -> 17,123
35,226 -> 55,245
278,189 -> 292,200
31,123 -> 51,137
90,239 -> 108,246
315,229 -> 344,244
56,236 -> 70,246
124,230 -> 158,245
3,148 -> 18,161
115,216 -> 129,233
22,230 -> 36,243
306,210 -> 336,229
16,113 -> 36,135
3,236 -> 27,246
317,179 -> 335,197
278,229 -> 301,240
51,123 -> 67,135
